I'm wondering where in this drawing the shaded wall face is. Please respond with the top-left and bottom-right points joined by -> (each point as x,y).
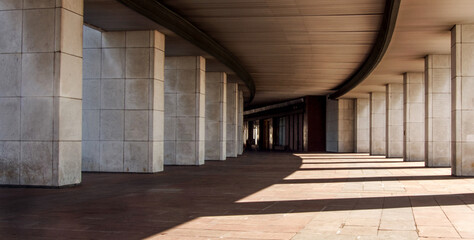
226,83 -> 238,157
325,98 -> 354,153
306,96 -> 326,152
326,99 -> 338,152
238,90 -> 244,155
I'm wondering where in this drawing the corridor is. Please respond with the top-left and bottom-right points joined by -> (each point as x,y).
1,152 -> 473,239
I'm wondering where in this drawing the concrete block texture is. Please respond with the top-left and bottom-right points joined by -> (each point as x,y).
370,92 -> 386,155
404,73 -> 425,161
164,56 -> 206,165
325,98 -> 355,153
355,98 -> 370,153
386,84 -> 404,158
425,55 -> 451,167
0,2 -> 84,187
238,90 -> 244,155
205,72 -> 226,160
81,27 -> 165,173
226,82 -> 239,157
451,25 -> 474,176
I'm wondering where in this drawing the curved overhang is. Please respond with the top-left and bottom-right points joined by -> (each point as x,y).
328,0 -> 401,100
116,0 -> 256,103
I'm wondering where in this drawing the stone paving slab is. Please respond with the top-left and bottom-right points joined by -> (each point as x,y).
0,152 -> 473,239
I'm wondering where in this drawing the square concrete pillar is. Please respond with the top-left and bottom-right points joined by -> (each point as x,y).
404,73 -> 425,161
226,83 -> 239,157
451,25 -> 474,176
425,55 -> 451,167
164,56 -> 206,165
205,72 -> 226,161
370,92 -> 386,156
82,27 -> 165,172
238,90 -> 244,155
0,1 -> 83,186
355,98 -> 370,153
386,83 -> 404,158
326,99 -> 338,152
326,98 -> 355,152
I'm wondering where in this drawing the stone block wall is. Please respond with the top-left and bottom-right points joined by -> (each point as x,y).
326,98 -> 355,152
425,55 -> 451,167
226,83 -> 239,157
205,72 -> 226,161
370,92 -> 386,155
451,25 -> 474,176
404,73 -> 425,161
355,98 -> 370,153
386,83 -> 404,158
238,90 -> 244,155
0,1 -> 83,186
82,26 -> 165,173
164,56 -> 206,165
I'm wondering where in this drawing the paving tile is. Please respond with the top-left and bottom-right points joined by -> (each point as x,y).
0,152 -> 474,239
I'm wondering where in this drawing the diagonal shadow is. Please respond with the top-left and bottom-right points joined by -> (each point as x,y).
297,166 -> 431,170
0,152 -> 468,239
301,160 -> 404,164
281,175 -> 463,184
224,193 -> 474,215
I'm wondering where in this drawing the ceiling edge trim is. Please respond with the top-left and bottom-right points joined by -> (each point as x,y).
116,0 -> 256,103
328,0 -> 401,100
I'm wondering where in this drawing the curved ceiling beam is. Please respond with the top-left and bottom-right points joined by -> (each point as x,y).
117,0 -> 256,103
329,0 -> 401,100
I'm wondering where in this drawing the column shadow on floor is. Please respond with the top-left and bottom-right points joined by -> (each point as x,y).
0,152 -> 469,239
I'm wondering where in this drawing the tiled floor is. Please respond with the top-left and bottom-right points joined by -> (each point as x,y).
1,152 -> 474,239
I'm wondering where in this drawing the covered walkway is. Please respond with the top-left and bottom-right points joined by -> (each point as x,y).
1,152 -> 473,239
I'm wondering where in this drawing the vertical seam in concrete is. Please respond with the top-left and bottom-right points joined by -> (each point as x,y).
52,4 -> 57,184
98,31 -> 102,172
123,33 -> 126,171
19,4 -> 24,184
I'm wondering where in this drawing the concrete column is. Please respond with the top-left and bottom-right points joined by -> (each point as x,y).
326,99 -> 338,152
0,1 -> 83,186
226,83 -> 239,157
238,90 -> 244,155
425,55 -> 451,167
205,72 -> 226,161
164,56 -> 206,165
451,25 -> 474,176
404,73 -> 425,161
386,84 -> 404,158
370,92 -> 386,156
82,27 -> 165,173
325,99 -> 355,152
355,98 -> 370,153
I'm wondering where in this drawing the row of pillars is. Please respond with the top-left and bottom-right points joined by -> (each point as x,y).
327,25 -> 474,177
0,3 -> 244,187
